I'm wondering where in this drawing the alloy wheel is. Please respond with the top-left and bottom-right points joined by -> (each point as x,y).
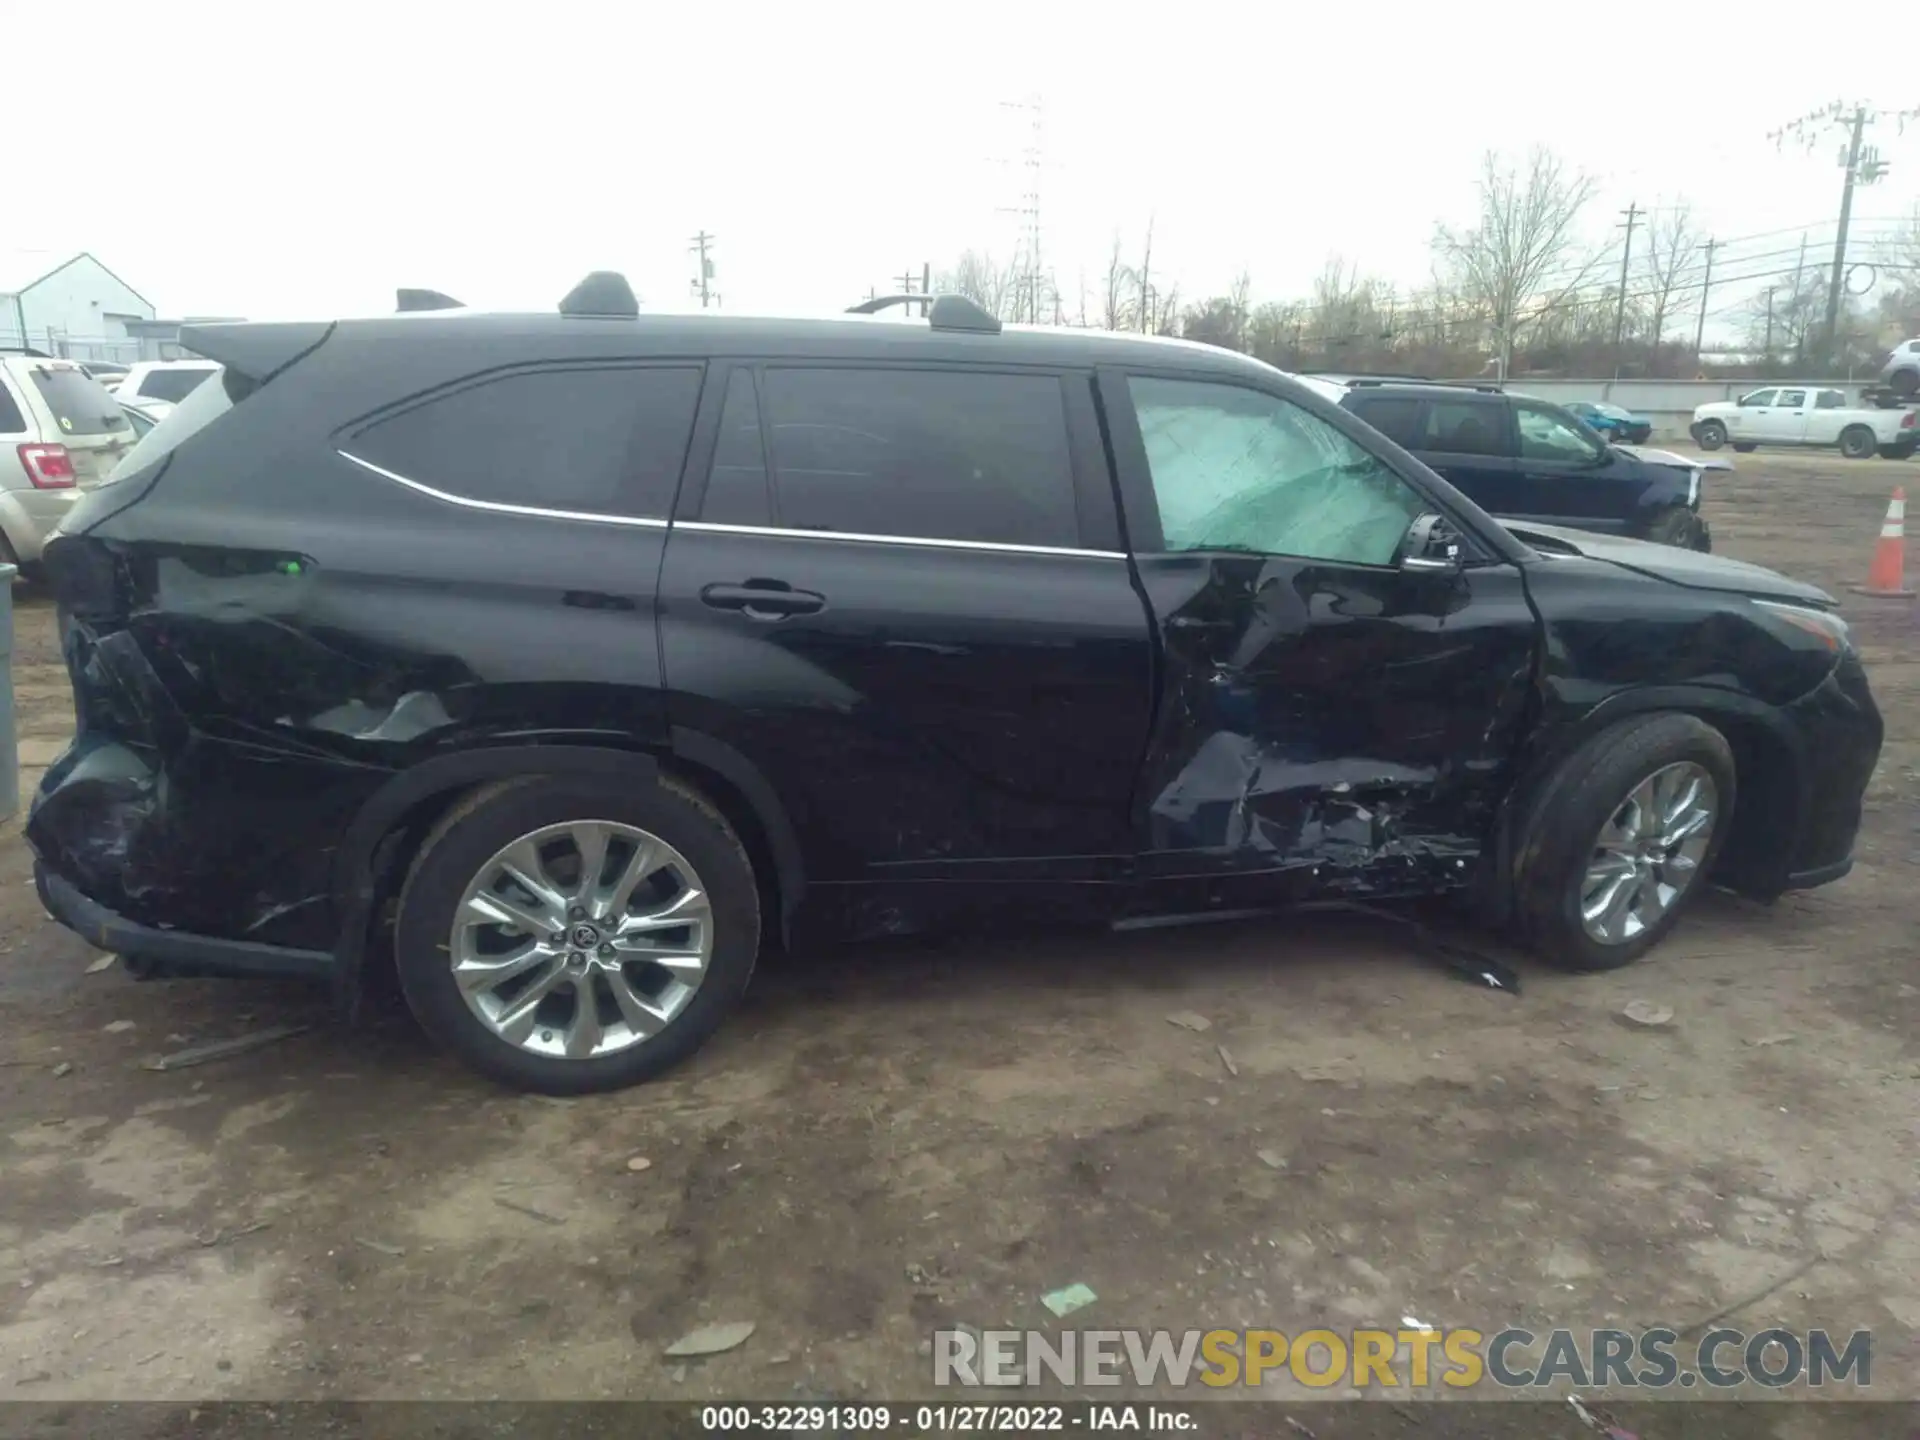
1579,762 -> 1718,946
449,820 -> 713,1060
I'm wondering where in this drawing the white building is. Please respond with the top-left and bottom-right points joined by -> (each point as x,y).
0,252 -> 157,361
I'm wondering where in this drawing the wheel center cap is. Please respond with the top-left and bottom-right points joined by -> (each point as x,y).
569,923 -> 602,949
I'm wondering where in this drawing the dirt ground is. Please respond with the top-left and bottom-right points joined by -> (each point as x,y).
1,449 -> 1916,1427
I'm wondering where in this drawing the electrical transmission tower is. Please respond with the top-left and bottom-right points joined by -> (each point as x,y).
996,95 -> 1047,324
1769,102 -> 1916,355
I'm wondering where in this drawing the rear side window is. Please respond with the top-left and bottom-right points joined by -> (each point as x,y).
757,367 -> 1080,548
701,369 -> 774,525
28,365 -> 129,437
0,379 -> 25,433
1420,399 -> 1504,457
139,367 -> 218,404
1343,394 -> 1422,447
1816,390 -> 1845,410
349,365 -> 703,517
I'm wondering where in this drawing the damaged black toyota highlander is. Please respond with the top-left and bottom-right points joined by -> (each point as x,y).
27,278 -> 1883,1095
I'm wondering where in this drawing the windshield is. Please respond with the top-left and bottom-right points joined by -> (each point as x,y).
27,364 -> 129,437
1593,402 -> 1632,420
104,369 -> 233,484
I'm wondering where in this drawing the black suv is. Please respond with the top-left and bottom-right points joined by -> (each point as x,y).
1317,378 -> 1711,551
28,279 -> 1880,1094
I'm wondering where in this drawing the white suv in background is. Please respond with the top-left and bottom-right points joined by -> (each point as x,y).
0,353 -> 137,573
114,360 -> 221,406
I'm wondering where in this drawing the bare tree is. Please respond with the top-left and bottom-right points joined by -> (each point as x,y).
1638,203 -> 1702,350
938,250 -> 1022,319
1433,148 -> 1600,379
1100,234 -> 1132,331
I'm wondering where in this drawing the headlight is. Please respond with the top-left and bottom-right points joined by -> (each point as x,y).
1753,599 -> 1850,652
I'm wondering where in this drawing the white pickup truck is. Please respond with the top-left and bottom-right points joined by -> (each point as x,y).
1690,385 -> 1918,460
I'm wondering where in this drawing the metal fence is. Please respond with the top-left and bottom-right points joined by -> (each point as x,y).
1499,378 -> 1869,442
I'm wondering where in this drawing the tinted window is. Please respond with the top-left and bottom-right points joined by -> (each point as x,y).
1344,394 -> 1422,447
700,368 -> 773,525
1816,390 -> 1845,410
1129,376 -> 1424,567
1740,389 -> 1777,407
106,370 -> 233,485
1516,402 -> 1603,462
28,365 -> 129,436
1420,399 -> 1505,456
1775,389 -> 1807,408
0,380 -> 25,434
351,365 -> 703,517
759,368 -> 1079,547
139,368 -> 217,404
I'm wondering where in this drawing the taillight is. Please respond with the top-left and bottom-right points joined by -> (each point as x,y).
18,444 -> 76,489
1902,412 -> 1916,430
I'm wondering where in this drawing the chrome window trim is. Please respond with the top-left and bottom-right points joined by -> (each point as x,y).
674,520 -> 1123,559
337,449 -> 1125,558
336,448 -> 670,529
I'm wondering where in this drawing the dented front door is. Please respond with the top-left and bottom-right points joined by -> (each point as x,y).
1102,370 -> 1538,897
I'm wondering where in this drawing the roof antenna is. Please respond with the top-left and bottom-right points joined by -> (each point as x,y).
396,288 -> 462,312
559,271 -> 639,318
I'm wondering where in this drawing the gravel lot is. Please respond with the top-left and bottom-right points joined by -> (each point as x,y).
1,447 -> 1915,1427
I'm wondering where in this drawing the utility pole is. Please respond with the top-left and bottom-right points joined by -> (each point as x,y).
1769,102 -> 1910,359
1826,106 -> 1867,354
689,232 -> 716,309
1612,202 -> 1640,355
1694,237 -> 1718,357
1764,287 -> 1775,361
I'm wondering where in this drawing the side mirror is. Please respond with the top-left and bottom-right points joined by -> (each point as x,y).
1400,513 -> 1464,574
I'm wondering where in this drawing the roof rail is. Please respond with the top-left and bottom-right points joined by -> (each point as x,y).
559,271 -> 639,319
1346,376 -> 1504,394
846,292 -> 1002,335
397,288 -> 463,313
0,345 -> 53,358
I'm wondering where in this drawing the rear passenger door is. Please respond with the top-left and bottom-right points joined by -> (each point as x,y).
1405,394 -> 1524,514
657,362 -> 1155,884
1804,389 -> 1849,446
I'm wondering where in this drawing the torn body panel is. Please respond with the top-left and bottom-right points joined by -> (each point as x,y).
29,391 -> 677,956
1130,552 -> 1539,897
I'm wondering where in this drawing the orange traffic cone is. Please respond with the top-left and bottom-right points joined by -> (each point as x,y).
1851,487 -> 1916,598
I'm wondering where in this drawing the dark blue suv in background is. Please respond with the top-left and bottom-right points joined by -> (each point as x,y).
1311,377 -> 1710,551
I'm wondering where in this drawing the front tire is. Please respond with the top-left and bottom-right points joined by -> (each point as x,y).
1696,420 -> 1728,451
1839,425 -> 1877,460
394,773 -> 761,1094
1892,368 -> 1919,400
1644,506 -> 1699,548
1514,714 -> 1734,972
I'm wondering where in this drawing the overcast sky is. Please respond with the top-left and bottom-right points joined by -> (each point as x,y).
10,1 -> 1920,339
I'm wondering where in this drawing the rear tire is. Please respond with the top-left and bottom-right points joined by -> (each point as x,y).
1514,714 -> 1734,972
1695,420 -> 1728,450
1892,368 -> 1919,399
394,773 -> 761,1094
1839,425 -> 1877,460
